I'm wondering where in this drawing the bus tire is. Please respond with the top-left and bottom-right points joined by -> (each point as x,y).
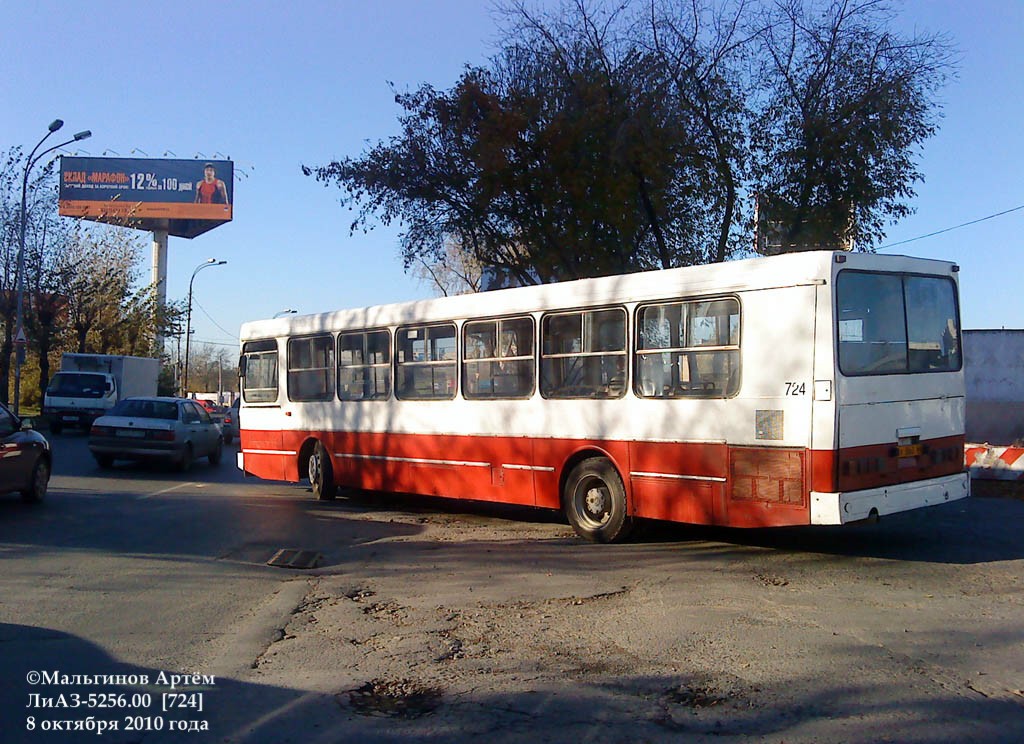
563,457 -> 633,543
309,441 -> 337,501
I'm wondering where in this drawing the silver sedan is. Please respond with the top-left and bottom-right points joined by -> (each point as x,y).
88,397 -> 223,471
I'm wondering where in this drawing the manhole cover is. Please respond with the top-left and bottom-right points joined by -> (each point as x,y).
266,549 -> 322,569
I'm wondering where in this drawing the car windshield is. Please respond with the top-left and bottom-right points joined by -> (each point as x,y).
110,400 -> 179,420
47,373 -> 107,398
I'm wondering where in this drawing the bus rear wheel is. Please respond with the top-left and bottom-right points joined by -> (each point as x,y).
308,442 -> 337,501
563,458 -> 633,543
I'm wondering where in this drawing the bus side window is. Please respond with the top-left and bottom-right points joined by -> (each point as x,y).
462,316 -> 535,400
635,299 -> 740,399
287,335 -> 335,402
541,308 -> 626,399
339,330 -> 392,401
396,324 -> 457,400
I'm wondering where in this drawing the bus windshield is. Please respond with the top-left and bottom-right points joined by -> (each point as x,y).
46,373 -> 108,398
836,271 -> 961,376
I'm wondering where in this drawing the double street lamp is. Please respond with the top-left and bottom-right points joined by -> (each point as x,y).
13,119 -> 91,414
182,258 -> 227,396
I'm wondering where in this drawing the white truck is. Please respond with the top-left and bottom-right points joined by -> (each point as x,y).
43,354 -> 160,434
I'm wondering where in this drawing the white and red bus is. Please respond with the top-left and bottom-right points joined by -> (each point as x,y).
236,250 -> 968,542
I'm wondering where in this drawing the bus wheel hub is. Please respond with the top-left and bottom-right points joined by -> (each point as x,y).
585,487 -> 606,515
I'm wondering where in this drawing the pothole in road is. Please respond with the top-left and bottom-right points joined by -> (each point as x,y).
664,681 -> 728,708
343,586 -> 376,602
754,572 -> 789,587
340,678 -> 443,719
655,673 -> 764,734
362,599 -> 406,623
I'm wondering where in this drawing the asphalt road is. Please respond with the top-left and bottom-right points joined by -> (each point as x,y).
1,433 -> 1023,743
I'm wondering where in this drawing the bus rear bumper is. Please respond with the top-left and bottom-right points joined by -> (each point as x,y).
810,472 -> 970,525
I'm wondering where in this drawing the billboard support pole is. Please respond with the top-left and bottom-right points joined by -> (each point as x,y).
152,229 -> 168,355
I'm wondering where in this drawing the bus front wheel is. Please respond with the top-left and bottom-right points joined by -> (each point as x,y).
308,442 -> 337,501
563,458 -> 633,543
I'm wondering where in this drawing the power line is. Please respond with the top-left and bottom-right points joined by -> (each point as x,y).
879,202 -> 1024,250
192,297 -> 238,340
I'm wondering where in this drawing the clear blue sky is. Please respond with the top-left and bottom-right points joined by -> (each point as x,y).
1,0 -> 1021,352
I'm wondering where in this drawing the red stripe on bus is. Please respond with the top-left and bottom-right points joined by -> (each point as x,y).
238,430 -> 964,528
833,434 -> 964,492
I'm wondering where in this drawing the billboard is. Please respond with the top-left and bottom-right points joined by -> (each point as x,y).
59,157 -> 233,238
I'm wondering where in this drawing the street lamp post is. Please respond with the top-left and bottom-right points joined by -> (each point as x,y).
13,119 -> 91,415
182,258 -> 226,396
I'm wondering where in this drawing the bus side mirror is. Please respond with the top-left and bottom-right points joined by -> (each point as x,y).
238,356 -> 247,376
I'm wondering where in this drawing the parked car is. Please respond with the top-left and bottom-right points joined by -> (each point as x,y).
0,402 -> 51,502
221,398 -> 239,445
89,397 -> 223,471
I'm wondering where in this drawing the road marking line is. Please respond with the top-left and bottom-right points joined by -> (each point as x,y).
138,483 -> 194,500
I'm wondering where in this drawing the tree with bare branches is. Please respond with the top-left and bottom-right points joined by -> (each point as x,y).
749,0 -> 955,250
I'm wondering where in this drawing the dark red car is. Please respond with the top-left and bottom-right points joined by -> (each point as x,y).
0,402 -> 51,502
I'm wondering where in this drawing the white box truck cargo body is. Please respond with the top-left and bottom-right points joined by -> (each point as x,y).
43,354 -> 160,433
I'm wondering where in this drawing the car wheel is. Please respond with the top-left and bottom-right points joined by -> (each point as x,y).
223,432 -> 233,445
94,454 -> 114,469
563,457 -> 634,543
21,459 -> 50,503
208,438 -> 223,465
178,445 -> 194,472
308,441 -> 336,501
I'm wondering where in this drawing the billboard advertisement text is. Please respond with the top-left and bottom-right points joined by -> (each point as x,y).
59,157 -> 233,237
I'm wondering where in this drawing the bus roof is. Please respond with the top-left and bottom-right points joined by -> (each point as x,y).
240,250 -> 958,342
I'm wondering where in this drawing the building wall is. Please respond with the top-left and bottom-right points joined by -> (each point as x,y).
964,330 -> 1024,444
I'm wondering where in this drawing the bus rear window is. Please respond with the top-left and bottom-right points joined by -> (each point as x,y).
837,271 -> 961,376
